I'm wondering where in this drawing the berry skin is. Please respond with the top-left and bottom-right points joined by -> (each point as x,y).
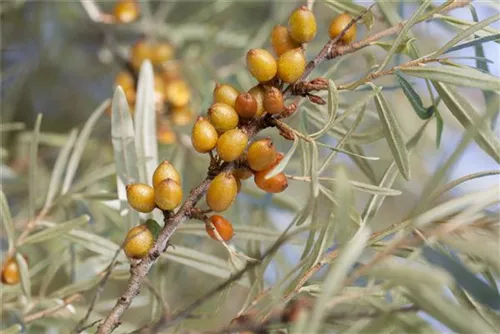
114,0 -> 140,23
1,257 -> 20,285
277,48 -> 306,84
254,170 -> 288,193
213,83 -> 239,109
206,215 -> 234,241
288,6 -> 317,43
153,160 -> 181,188
192,117 -> 218,153
248,85 -> 266,117
164,80 -> 191,107
271,25 -> 300,56
131,40 -> 153,71
329,13 -> 356,44
170,106 -> 193,126
208,103 -> 239,133
152,42 -> 175,66
123,225 -> 154,259
263,87 -> 285,115
235,93 -> 258,119
246,49 -> 277,83
115,71 -> 135,90
126,183 -> 156,213
216,128 -> 248,162
206,172 -> 238,212
154,178 -> 183,211
233,168 -> 253,180
247,138 -> 277,172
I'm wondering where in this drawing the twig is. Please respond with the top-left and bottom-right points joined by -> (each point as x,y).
24,294 -> 81,324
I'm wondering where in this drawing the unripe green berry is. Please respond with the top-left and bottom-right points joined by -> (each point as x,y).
246,49 -> 277,83
126,183 -> 156,213
277,48 -> 306,84
208,102 -> 239,133
192,117 -> 218,153
213,83 -> 239,108
155,178 -> 183,211
263,87 -> 285,115
247,138 -> 277,172
206,172 -> 238,212
123,225 -> 154,259
248,85 -> 266,117
235,93 -> 258,118
288,6 -> 317,43
153,161 -> 181,188
271,25 -> 300,56
216,128 -> 248,162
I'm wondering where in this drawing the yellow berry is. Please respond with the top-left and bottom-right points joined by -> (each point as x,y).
206,215 -> 234,241
277,48 -> 306,84
1,257 -> 20,285
248,85 -> 266,117
192,117 -> 218,153
208,102 -> 239,133
114,0 -> 140,24
155,179 -> 183,211
126,183 -> 156,213
170,106 -> 193,126
288,6 -> 317,43
235,93 -> 258,119
161,62 -> 182,84
123,225 -> 154,259
130,40 -> 152,71
247,138 -> 277,172
115,71 -> 135,90
153,161 -> 180,188
271,25 -> 300,56
216,128 -> 248,162
263,87 -> 285,114
246,49 -> 277,83
213,83 -> 239,108
164,80 -> 191,107
329,13 -> 357,44
152,42 -> 175,66
206,172 -> 238,212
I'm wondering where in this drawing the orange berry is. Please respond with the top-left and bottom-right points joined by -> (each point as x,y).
114,0 -> 140,23
165,80 -> 191,107
170,106 -> 193,126
115,71 -> 135,90
248,85 -> 266,117
246,49 -> 277,83
213,83 -> 239,108
254,170 -> 288,193
288,6 -> 317,43
271,25 -> 300,56
235,93 -> 258,119
154,179 -> 183,211
206,215 -> 234,241
247,138 -> 277,172
263,87 -> 285,114
191,117 -> 218,153
1,257 -> 20,285
126,183 -> 156,213
277,48 -> 306,84
130,40 -> 152,71
152,42 -> 175,66
329,13 -> 357,44
123,225 -> 154,259
208,102 -> 239,133
216,128 -> 248,162
206,172 -> 238,212
153,161 -> 181,188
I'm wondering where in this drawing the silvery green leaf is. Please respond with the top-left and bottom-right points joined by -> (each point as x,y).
29,114 -> 42,221
0,190 -> 15,252
40,246 -> 68,297
333,166 -> 357,246
15,253 -> 31,301
445,33 -> 500,54
395,71 -> 434,120
65,229 -> 121,258
316,142 -> 379,161
70,163 -> 116,193
373,37 -> 416,56
310,142 -> 319,198
50,276 -> 102,298
374,92 -> 411,180
443,235 -> 500,274
22,215 -> 90,245
310,80 -> 338,139
61,100 -> 109,194
324,0 -> 374,30
265,134 -> 298,180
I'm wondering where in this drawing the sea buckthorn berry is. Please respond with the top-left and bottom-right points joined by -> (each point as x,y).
154,178 -> 183,211
157,122 -> 176,144
208,102 -> 239,133
114,0 -> 140,24
247,138 -> 277,172
216,128 -> 248,162
329,13 -> 356,44
152,42 -> 174,66
233,168 -> 253,180
1,257 -> 20,285
271,25 -> 300,56
123,224 -> 154,259
115,71 -> 135,90
126,183 -> 156,213
131,40 -> 152,71
206,172 -> 238,212
161,62 -> 182,83
213,83 -> 239,109
254,170 -> 288,193
248,85 -> 265,117
153,161 -> 181,188
170,106 -> 193,126
192,117 -> 218,153
263,87 -> 285,114
246,49 -> 277,83
124,87 -> 137,105
154,75 -> 166,102
288,6 -> 317,43
235,93 -> 258,119
277,48 -> 306,84
206,215 -> 234,241
164,80 -> 191,107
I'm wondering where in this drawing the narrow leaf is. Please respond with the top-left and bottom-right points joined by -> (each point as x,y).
0,190 -> 15,252
15,253 -> 31,301
310,80 -> 338,139
445,33 -> 500,54
395,71 -> 433,119
265,135 -> 298,180
29,114 -> 42,222
333,166 -> 357,246
435,108 -> 444,148
373,37 -> 416,56
22,215 -> 90,245
310,142 -> 319,198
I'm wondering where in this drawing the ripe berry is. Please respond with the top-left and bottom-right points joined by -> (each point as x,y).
235,93 -> 258,119
161,62 -> 182,83
114,0 -> 140,24
192,117 -> 218,153
246,49 -> 277,83
263,87 -> 285,114
208,103 -> 239,133
233,168 -> 253,180
288,6 -> 317,43
153,160 -> 181,188
115,71 -> 135,90
329,13 -> 356,44
131,40 -> 152,71
216,128 -> 248,162
206,172 -> 238,212
277,48 -> 306,84
152,42 -> 174,66
1,257 -> 20,285
254,170 -> 288,193
165,80 -> 191,107
123,224 -> 154,259
170,106 -> 193,126
155,179 -> 183,211
247,138 -> 277,172
206,215 -> 234,241
126,183 -> 156,213
213,83 -> 239,109
271,25 -> 300,56
248,85 -> 265,117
